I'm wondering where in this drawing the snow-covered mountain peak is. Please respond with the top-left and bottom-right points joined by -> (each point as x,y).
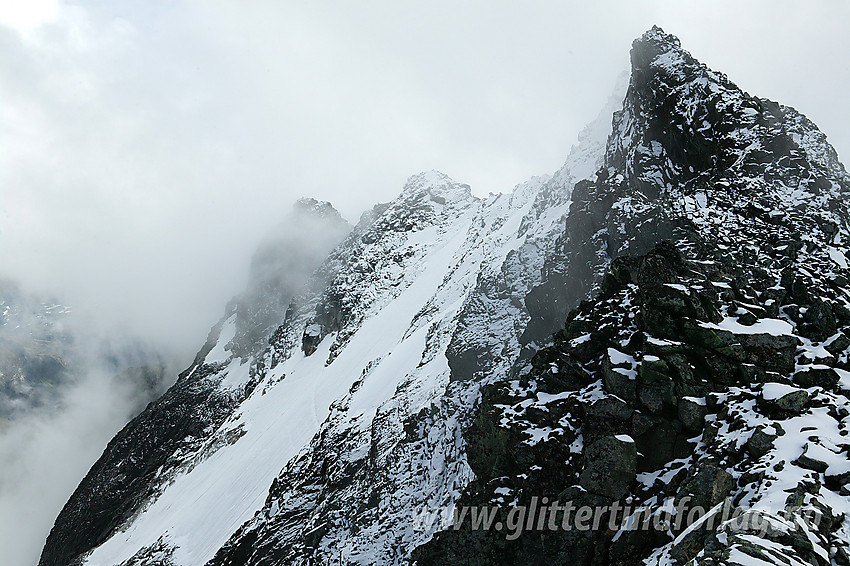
40,27 -> 850,566
291,197 -> 345,219
39,79 -> 619,564
400,170 -> 474,204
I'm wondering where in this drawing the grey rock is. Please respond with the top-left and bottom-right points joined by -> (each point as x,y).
794,366 -> 840,389
602,354 -> 637,403
746,425 -> 778,459
579,435 -> 637,499
678,397 -> 708,432
825,332 -> 850,357
760,385 -> 810,415
677,465 -> 734,510
638,358 -> 676,413
793,444 -> 829,473
736,310 -> 758,326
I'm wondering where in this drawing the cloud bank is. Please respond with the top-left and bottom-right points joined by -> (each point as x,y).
1,1 -> 848,355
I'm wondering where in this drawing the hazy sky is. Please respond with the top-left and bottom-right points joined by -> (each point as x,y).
1,0 -> 848,358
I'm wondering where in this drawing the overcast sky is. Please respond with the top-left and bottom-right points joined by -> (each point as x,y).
1,0 -> 848,358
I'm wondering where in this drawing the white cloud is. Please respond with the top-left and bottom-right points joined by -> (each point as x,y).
0,0 -> 58,32
0,363 -> 149,566
1,0 -> 848,378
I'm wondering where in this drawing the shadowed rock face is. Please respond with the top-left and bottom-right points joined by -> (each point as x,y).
38,362 -> 237,566
413,27 -> 850,566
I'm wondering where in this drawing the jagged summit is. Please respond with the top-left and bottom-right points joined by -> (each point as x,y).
416,27 -> 850,566
400,170 -> 474,204
624,25 -> 845,180
533,22 -> 850,333
40,29 -> 850,566
291,197 -> 345,219
634,25 -> 681,54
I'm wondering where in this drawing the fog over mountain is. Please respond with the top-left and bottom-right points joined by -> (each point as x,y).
1,1 -> 848,357
1,2 -> 849,566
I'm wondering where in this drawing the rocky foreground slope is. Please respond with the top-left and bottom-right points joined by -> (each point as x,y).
415,27 -> 850,566
41,27 -> 850,566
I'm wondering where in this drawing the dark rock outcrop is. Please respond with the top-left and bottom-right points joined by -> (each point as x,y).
414,26 -> 850,566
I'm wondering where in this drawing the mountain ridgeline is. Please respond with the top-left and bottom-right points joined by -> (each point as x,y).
41,27 -> 850,566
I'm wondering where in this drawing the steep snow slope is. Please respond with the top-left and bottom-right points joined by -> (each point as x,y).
37,201 -> 351,566
84,176 -> 481,565
40,89 -> 622,565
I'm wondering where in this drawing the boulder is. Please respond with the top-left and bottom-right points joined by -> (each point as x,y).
759,382 -> 810,415
640,284 -> 711,339
746,425 -> 778,458
793,444 -> 829,474
701,421 -> 721,446
601,353 -> 637,403
301,323 -> 323,356
677,465 -> 735,511
584,397 -> 635,439
800,299 -> 837,340
678,397 -> 708,432
682,319 -> 738,352
635,419 -> 693,471
730,331 -> 799,374
825,332 -> 850,357
676,464 -> 735,511
736,310 -> 758,326
794,366 -> 840,389
579,435 -> 637,499
638,358 -> 676,413
664,353 -> 696,383
825,467 -> 850,491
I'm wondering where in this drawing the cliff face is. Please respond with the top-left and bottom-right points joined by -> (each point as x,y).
415,27 -> 850,566
41,27 -> 850,566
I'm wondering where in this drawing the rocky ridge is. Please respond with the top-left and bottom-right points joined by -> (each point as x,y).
40,86 -> 621,565
414,26 -> 850,566
39,26 -> 850,566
